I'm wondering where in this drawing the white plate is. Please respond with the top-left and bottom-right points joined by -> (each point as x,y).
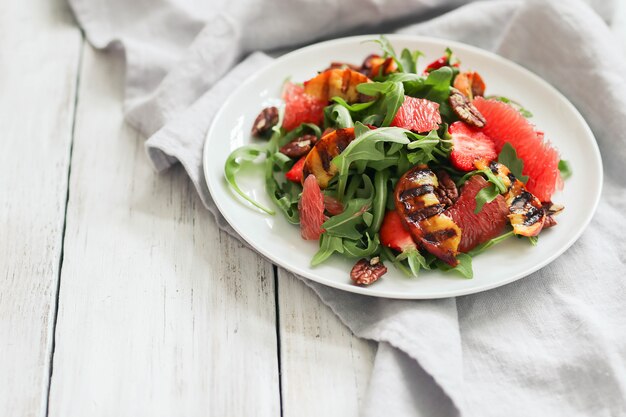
204,35 -> 602,299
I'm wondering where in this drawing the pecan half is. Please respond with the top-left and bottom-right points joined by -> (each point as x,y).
279,134 -> 318,159
449,88 -> 486,128
251,106 -> 279,137
350,257 -> 387,286
434,170 -> 459,208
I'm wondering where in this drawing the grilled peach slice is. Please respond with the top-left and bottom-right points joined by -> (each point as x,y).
395,165 -> 461,266
361,54 -> 397,78
474,160 -> 546,236
453,71 -> 486,100
303,127 -> 355,188
304,69 -> 371,103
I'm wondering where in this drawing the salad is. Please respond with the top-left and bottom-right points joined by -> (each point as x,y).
225,36 -> 570,286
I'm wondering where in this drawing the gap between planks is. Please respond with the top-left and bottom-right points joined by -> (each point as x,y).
43,33 -> 86,417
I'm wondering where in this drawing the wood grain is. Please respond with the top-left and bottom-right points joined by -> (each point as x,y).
0,0 -> 82,415
278,269 -> 376,417
46,45 -> 280,417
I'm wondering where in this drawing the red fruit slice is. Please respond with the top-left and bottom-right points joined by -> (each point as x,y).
447,176 -> 509,253
449,121 -> 497,171
285,156 -> 306,183
282,82 -> 325,131
473,97 -> 562,202
299,174 -> 325,240
391,96 -> 442,133
424,55 -> 460,73
380,210 -> 416,252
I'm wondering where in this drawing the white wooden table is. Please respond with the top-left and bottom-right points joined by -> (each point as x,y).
3,1 -> 626,416
0,1 -> 376,416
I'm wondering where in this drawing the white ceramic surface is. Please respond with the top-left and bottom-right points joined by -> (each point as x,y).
204,35 -> 602,299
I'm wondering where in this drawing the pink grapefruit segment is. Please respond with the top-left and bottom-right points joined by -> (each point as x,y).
447,175 -> 509,253
282,82 -> 325,131
472,97 -> 562,202
391,96 -> 441,133
299,174 -> 326,240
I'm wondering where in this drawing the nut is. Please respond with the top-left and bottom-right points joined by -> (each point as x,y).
434,170 -> 459,208
350,258 -> 387,286
279,134 -> 317,159
449,88 -> 486,128
251,106 -> 279,137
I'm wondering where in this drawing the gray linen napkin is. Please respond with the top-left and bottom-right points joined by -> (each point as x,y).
69,0 -> 626,415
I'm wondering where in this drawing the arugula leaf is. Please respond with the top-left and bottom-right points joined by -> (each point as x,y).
265,158 -> 300,223
365,35 -> 404,72
527,235 -> 539,246
558,159 -> 572,180
445,47 -> 460,67
474,183 -> 500,214
481,168 -> 508,193
436,253 -> 473,279
333,123 -> 410,200
342,233 -> 380,258
400,48 -> 423,74
468,230 -> 514,256
356,80 -> 405,126
311,234 -> 344,266
368,169 -> 390,235
380,246 -> 413,276
403,67 -> 453,103
498,142 -> 528,183
324,103 -> 354,128
405,130 -> 447,165
331,97 -> 376,112
224,144 -> 274,215
322,198 -> 371,239
395,248 -> 430,277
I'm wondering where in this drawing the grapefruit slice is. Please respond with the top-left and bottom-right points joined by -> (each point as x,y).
282,82 -> 325,131
447,175 -> 509,253
299,174 -> 325,240
391,96 -> 441,133
473,97 -> 562,202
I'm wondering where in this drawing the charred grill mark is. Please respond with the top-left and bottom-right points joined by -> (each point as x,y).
400,185 -> 434,201
507,173 -> 517,184
423,228 -> 458,243
408,204 -> 444,223
336,131 -> 352,153
511,191 -> 533,210
319,147 -> 333,171
489,161 -> 500,174
523,206 -> 543,226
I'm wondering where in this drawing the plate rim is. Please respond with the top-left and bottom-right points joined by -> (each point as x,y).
203,34 -> 603,299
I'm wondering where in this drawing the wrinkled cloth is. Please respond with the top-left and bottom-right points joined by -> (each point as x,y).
69,0 -> 626,415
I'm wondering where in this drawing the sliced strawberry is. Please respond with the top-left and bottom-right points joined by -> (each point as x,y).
424,55 -> 460,73
285,156 -> 306,183
299,174 -> 326,240
391,96 -> 441,133
449,121 -> 497,171
379,210 -> 425,277
380,210 -> 416,252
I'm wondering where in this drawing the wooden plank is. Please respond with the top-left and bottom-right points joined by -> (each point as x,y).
278,269 -> 376,417
47,45 -> 281,417
0,0 -> 82,415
